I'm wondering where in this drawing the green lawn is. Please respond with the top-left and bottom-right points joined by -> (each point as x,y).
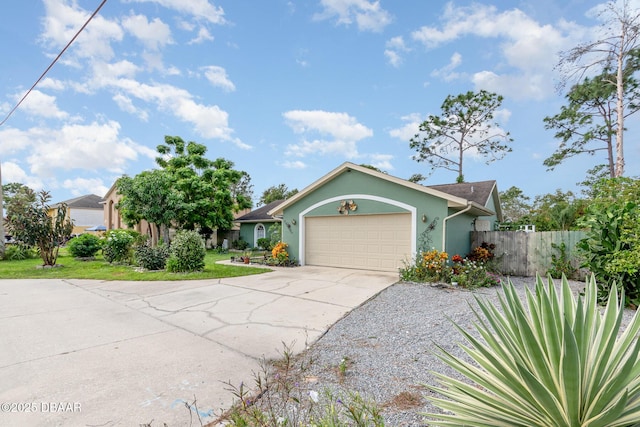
0,250 -> 272,281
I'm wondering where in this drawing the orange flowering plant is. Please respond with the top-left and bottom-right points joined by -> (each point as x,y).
400,249 -> 452,283
271,242 -> 289,264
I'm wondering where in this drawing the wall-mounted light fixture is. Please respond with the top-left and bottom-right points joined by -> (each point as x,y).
291,218 -> 297,225
422,214 -> 428,223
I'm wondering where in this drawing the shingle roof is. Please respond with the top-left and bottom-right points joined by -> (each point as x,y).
235,199 -> 284,222
53,194 -> 103,209
427,180 -> 496,207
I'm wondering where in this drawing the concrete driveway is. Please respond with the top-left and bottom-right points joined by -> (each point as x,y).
0,266 -> 397,426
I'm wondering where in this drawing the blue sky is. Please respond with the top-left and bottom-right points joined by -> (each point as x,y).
1,0 -> 638,206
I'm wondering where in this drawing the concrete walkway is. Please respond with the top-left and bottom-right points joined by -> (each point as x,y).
0,266 -> 397,426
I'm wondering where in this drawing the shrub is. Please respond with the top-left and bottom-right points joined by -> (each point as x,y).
256,237 -> 271,251
134,244 -> 170,270
102,229 -> 137,264
547,241 -> 578,279
400,249 -> 451,283
67,234 -> 103,258
451,258 -> 500,289
426,274 -> 640,426
268,241 -> 292,266
232,239 -> 249,250
166,230 -> 206,273
2,244 -> 37,261
578,177 -> 640,306
466,241 -> 496,262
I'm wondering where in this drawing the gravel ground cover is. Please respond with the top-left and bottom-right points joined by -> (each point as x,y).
214,276 -> 637,427
269,276 -> 637,427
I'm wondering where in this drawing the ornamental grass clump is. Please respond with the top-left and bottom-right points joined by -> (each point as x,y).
426,274 -> 640,427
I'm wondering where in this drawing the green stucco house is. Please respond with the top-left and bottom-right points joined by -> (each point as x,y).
235,199 -> 284,248
262,162 -> 502,272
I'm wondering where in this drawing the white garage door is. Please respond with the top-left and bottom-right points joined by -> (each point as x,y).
305,213 -> 411,272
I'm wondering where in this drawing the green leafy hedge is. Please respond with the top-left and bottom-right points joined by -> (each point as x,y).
166,230 -> 206,272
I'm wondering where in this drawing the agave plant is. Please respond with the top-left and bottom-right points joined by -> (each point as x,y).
427,274 -> 640,427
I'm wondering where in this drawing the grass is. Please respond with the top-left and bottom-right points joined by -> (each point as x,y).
0,249 -> 272,281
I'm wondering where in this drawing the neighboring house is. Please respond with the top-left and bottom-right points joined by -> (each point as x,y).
102,182 -> 154,240
267,162 -> 502,272
102,181 -> 250,247
51,194 -> 104,235
235,199 -> 284,247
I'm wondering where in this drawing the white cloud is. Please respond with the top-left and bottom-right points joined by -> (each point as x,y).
201,65 -> 236,92
0,127 -> 35,155
430,52 -> 463,82
1,161 -> 44,191
121,14 -> 173,50
283,110 -> 373,158
384,36 -> 410,67
281,160 -> 307,169
314,0 -> 392,32
389,113 -> 424,141
124,0 -> 226,25
39,77 -> 67,91
368,153 -> 394,171
188,27 -> 214,44
62,177 -> 109,198
76,65 -> 245,147
18,90 -> 69,120
40,0 -> 124,62
112,93 -> 149,121
411,3 -> 580,100
24,121 -> 146,177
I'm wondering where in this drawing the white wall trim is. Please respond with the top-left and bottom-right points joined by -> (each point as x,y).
253,223 -> 266,247
297,194 -> 417,266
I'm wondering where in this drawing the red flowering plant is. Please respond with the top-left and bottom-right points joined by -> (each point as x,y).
451,254 -> 464,275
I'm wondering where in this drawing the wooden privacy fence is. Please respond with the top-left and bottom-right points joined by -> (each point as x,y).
471,231 -> 588,278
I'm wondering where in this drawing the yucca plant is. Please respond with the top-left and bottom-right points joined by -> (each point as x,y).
427,274 -> 640,427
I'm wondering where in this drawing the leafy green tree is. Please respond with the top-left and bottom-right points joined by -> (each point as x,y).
1,182 -> 35,259
407,173 -> 427,184
409,90 -> 512,183
577,164 -> 611,198
498,186 -> 532,224
530,190 -> 586,231
5,189 -> 73,266
258,184 -> 298,206
116,169 -> 178,245
156,136 -> 252,232
578,177 -> 640,305
2,182 -> 36,212
230,171 -> 254,208
557,1 -> 640,177
544,68 -> 640,177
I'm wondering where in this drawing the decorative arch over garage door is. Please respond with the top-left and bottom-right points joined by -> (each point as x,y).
298,194 -> 416,271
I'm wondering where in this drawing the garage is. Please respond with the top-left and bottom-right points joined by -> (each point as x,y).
305,213 -> 412,271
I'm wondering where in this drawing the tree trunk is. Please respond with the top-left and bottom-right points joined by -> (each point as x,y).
615,29 -> 626,177
0,164 -> 4,259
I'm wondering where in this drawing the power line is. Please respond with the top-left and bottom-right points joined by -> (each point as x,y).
0,0 -> 109,127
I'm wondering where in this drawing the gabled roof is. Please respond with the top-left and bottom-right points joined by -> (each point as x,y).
268,162 -> 495,217
429,180 -> 502,222
52,194 -> 103,209
236,199 -> 284,223
428,180 -> 496,207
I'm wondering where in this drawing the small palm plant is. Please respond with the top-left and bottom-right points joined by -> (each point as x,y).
427,274 -> 640,427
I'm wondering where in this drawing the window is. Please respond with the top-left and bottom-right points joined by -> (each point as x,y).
254,223 -> 265,246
